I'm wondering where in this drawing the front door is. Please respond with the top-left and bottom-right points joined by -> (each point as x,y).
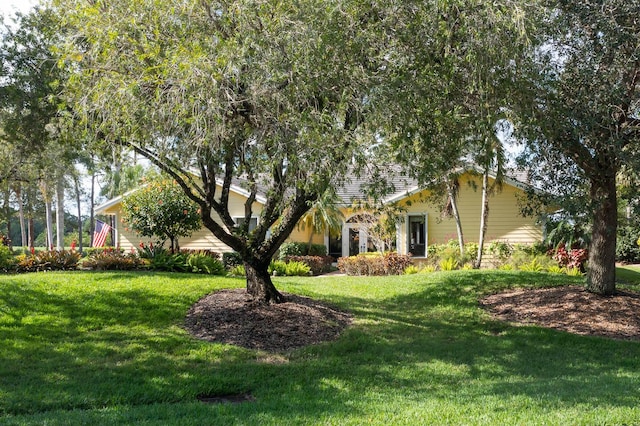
343,223 -> 368,256
408,215 -> 426,257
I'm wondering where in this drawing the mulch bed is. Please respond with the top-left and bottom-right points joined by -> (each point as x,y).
480,285 -> 640,341
184,285 -> 640,355
184,289 -> 352,352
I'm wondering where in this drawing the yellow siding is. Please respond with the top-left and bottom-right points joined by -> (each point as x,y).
396,173 -> 542,256
102,171 -> 542,256
286,227 -> 325,246
105,188 -> 262,252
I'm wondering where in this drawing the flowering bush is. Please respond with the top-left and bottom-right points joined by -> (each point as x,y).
121,178 -> 202,252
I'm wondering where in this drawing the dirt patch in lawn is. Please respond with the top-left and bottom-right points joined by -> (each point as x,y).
480,285 -> 640,341
185,289 -> 352,352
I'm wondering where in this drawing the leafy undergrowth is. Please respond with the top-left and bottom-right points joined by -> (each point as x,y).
1,270 -> 639,425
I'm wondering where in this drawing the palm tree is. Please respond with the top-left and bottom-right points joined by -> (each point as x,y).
298,187 -> 344,254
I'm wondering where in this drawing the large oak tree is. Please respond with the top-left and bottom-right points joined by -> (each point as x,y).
513,0 -> 640,295
57,0 -> 381,303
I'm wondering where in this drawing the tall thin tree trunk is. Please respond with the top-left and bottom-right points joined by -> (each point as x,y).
28,217 -> 34,250
89,172 -> 95,246
45,200 -> 53,250
475,169 -> 490,269
244,260 -> 285,304
56,176 -> 65,250
586,174 -> 617,295
3,186 -> 11,246
26,188 -> 34,250
447,180 -> 465,258
16,185 -> 27,247
40,181 -> 54,250
75,175 -> 83,253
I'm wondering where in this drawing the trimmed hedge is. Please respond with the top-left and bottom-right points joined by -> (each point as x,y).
279,242 -> 327,259
337,252 -> 412,276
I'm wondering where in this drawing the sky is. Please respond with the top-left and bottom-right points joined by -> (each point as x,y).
0,0 -> 38,16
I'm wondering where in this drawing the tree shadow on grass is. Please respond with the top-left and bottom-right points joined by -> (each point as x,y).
2,270 -> 639,423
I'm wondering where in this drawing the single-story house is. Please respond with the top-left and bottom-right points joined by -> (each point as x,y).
95,168 -> 544,259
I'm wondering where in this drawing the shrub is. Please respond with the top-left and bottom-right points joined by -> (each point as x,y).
404,265 -> 419,275
425,240 -> 475,268
15,250 -> 81,273
186,253 -> 225,275
228,265 -> 246,276
382,252 -> 413,275
438,257 -> 458,271
283,255 -> 333,275
616,225 -> 640,263
179,249 -> 220,260
337,252 -> 412,276
547,265 -> 566,274
419,265 -> 436,273
279,242 -> 307,258
269,260 -> 289,276
136,242 -> 165,259
552,244 -> 588,272
518,257 -> 545,272
84,247 -> 124,257
285,261 -> 312,276
504,245 -> 553,270
0,245 -> 15,272
83,251 -> 144,271
223,252 -> 243,269
279,242 -> 327,259
487,241 -> 513,267
566,267 -> 583,276
148,250 -> 188,272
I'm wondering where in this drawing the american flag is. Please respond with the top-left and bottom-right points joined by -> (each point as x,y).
92,220 -> 111,247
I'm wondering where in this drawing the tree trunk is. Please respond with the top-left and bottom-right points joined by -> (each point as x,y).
475,170 -> 490,269
3,186 -> 11,247
45,200 -> 53,250
586,174 -> 617,295
89,172 -> 95,246
447,180 -> 465,258
75,175 -> 83,253
56,176 -> 65,251
16,185 -> 27,247
244,260 -> 285,304
28,217 -> 34,250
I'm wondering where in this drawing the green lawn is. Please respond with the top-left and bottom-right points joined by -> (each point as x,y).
1,270 -> 639,425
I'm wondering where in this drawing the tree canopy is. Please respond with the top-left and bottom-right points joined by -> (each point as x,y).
512,0 -> 640,294
57,0 -> 383,302
121,178 -> 202,253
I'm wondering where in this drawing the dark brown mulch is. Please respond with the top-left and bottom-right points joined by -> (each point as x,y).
480,285 -> 640,341
185,286 -> 640,354
184,289 -> 352,352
